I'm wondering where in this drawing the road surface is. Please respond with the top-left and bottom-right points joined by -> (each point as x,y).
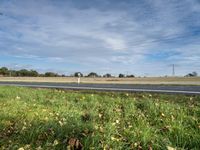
0,81 -> 200,95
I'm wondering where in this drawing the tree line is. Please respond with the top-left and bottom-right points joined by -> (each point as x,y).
1,67 -> 197,77
0,67 -> 136,78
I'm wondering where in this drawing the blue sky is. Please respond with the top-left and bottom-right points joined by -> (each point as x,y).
0,0 -> 200,76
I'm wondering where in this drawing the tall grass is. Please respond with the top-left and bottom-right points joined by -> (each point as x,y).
0,86 -> 199,150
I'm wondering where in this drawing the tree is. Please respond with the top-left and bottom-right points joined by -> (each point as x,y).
44,72 -> 58,77
87,72 -> 99,77
0,67 -> 9,76
192,71 -> 198,77
103,73 -> 112,78
185,71 -> 198,77
119,74 -> 125,78
29,70 -> 39,77
74,72 -> 83,77
126,74 -> 135,78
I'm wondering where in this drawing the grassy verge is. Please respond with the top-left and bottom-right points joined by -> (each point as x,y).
0,86 -> 199,150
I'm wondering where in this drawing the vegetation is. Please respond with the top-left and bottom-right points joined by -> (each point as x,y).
185,72 -> 198,77
0,86 -> 199,149
87,72 -> 99,77
119,74 -> 125,78
74,72 -> 83,77
103,73 -> 112,78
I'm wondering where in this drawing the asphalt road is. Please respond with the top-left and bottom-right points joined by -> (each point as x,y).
0,81 -> 200,95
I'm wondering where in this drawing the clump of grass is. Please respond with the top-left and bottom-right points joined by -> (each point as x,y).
0,86 -> 200,150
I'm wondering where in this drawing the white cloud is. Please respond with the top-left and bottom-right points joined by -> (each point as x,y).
0,0 -> 200,75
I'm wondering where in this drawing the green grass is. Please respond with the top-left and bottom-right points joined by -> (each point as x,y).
0,86 -> 200,150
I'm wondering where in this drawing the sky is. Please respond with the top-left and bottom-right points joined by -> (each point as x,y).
0,0 -> 200,76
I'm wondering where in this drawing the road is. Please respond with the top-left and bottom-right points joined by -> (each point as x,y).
0,81 -> 200,95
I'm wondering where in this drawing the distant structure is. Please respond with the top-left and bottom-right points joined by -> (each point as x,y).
172,64 -> 175,76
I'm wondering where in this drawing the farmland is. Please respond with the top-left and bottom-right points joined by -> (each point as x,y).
0,77 -> 200,85
0,86 -> 200,149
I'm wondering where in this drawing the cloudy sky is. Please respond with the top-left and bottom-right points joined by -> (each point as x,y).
0,0 -> 200,76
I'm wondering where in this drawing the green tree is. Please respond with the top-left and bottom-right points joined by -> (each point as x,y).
87,72 -> 99,77
103,73 -> 112,78
74,72 -> 83,77
0,67 -> 9,76
45,72 -> 58,77
119,74 -> 125,78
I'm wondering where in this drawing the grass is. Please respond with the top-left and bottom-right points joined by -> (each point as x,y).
1,76 -> 200,85
0,86 -> 200,150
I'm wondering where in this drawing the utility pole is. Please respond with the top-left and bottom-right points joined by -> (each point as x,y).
172,64 -> 175,76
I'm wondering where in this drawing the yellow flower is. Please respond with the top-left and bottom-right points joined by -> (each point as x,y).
53,140 -> 59,146
161,113 -> 165,117
18,148 -> 24,150
59,121 -> 63,126
116,120 -> 120,124
16,96 -> 21,100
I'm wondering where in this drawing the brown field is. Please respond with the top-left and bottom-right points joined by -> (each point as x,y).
0,77 -> 200,85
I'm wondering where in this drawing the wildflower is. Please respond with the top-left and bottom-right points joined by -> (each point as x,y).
59,121 -> 63,126
167,146 -> 176,150
126,93 -> 129,96
116,120 -> 120,124
99,126 -> 104,133
111,136 -> 120,142
35,146 -> 42,150
22,126 -> 26,131
18,147 -> 24,150
98,113 -> 103,118
112,122 -> 116,126
161,113 -> 165,117
129,125 -> 133,128
53,140 -> 59,146
16,96 -> 21,100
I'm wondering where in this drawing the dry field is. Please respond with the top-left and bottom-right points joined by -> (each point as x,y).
0,77 -> 200,85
